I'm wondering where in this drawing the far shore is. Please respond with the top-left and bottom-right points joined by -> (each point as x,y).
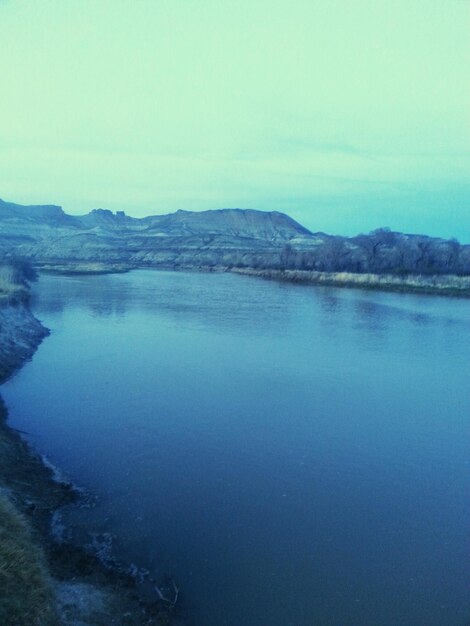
36,262 -> 470,298
231,267 -> 470,297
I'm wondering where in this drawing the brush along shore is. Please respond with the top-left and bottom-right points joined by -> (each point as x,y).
232,268 -> 470,297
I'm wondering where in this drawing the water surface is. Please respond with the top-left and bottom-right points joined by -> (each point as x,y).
3,270 -> 470,625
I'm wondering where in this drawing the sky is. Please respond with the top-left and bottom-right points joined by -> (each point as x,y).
0,0 -> 469,239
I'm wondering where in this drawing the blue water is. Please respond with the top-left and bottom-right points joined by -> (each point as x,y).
3,270 -> 470,625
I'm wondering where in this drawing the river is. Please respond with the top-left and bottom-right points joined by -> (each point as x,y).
3,270 -> 470,625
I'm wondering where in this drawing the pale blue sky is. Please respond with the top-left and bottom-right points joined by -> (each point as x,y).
0,0 -> 469,239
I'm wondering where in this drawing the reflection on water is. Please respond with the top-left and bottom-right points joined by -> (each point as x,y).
33,271 -> 296,334
4,270 -> 470,626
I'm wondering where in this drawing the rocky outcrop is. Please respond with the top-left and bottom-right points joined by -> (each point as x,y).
0,200 -> 313,268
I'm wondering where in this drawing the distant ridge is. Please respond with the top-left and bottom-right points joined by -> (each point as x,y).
0,199 -> 67,222
1,198 -> 469,278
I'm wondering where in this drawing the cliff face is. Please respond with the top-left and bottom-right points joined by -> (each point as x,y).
1,198 -> 470,276
0,200 -> 314,269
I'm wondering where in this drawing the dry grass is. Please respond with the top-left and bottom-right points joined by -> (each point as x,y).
233,268 -> 470,296
0,494 -> 58,625
311,271 -> 470,290
0,266 -> 27,304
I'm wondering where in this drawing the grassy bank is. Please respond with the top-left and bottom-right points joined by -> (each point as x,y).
232,268 -> 470,297
0,494 -> 57,626
0,393 -> 72,626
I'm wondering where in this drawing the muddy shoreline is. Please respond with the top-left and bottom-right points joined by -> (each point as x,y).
0,295 -> 179,625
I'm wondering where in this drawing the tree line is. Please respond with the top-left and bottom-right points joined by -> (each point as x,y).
276,229 -> 470,275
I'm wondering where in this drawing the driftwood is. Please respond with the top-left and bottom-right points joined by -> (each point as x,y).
154,578 -> 179,606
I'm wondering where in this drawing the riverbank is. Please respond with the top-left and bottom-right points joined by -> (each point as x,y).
36,262 -> 470,298
0,286 -> 177,624
38,262 -> 132,275
231,267 -> 470,297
